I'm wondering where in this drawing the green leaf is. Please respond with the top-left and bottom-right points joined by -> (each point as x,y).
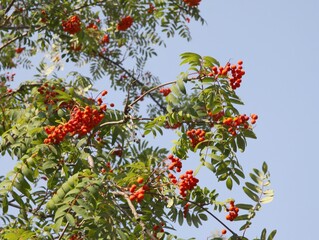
261,228 -> 267,240
204,161 -> 215,172
177,78 -> 186,94
180,52 -> 201,66
236,135 -> 246,152
72,205 -> 90,219
178,210 -> 184,225
243,186 -> 259,202
249,173 -> 263,185
267,230 -> 277,240
167,93 -> 179,104
186,212 -> 192,226
260,196 -> 274,204
242,129 -> 257,139
236,203 -> 254,210
2,195 -> 8,214
233,214 -> 249,221
55,205 -> 69,220
116,229 -> 128,240
198,213 -> 208,221
170,84 -> 181,97
245,182 -> 262,193
234,168 -> 245,179
226,177 -> 233,190
65,213 -> 75,226
262,162 -> 268,174
202,56 -> 219,67
53,216 -> 63,233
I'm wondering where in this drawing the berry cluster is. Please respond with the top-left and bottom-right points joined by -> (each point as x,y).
152,222 -> 165,237
210,60 -> 245,90
164,121 -> 182,129
38,83 -> 74,108
100,34 -> 110,45
159,87 -> 171,96
62,15 -> 81,34
168,173 -> 178,184
96,90 -> 114,108
223,114 -> 250,136
186,129 -> 206,148
86,23 -> 98,30
44,106 -> 105,144
250,113 -> 258,124
225,200 -> 239,221
167,154 -> 182,172
15,47 -> 25,54
222,113 -> 257,136
178,170 -> 199,198
148,4 -> 156,14
101,162 -> 113,174
183,0 -> 201,7
40,10 -> 47,23
208,110 -> 224,122
117,16 -> 133,31
129,178 -> 149,203
69,234 -> 83,240
111,148 -> 123,157
38,84 -> 58,105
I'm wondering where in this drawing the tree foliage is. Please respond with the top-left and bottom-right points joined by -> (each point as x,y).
0,0 -> 275,239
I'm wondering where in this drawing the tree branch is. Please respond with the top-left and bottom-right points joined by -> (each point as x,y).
58,222 -> 69,240
99,55 -> 167,114
4,0 -> 16,15
129,80 -> 176,109
0,25 -> 44,52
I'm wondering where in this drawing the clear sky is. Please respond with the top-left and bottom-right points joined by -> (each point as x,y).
2,0 -> 319,239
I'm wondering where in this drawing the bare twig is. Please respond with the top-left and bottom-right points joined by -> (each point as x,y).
129,80 -> 176,109
99,55 -> 167,113
58,222 -> 69,240
4,0 -> 16,15
182,197 -> 239,237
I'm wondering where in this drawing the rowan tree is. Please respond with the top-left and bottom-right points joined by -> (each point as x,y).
0,1 -> 276,239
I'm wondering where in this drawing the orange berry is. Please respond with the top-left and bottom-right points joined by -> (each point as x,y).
129,194 -> 136,201
137,177 -> 144,184
101,90 -> 108,96
221,229 -> 227,235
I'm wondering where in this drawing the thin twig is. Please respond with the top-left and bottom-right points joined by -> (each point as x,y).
183,197 -> 238,237
99,119 -> 125,127
4,0 -> 16,14
129,80 -> 176,109
99,55 -> 167,113
58,222 -> 69,240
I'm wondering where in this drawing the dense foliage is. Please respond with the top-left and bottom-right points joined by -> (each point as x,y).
0,1 -> 275,239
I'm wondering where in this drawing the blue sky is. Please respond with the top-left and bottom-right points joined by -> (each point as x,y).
2,0 -> 319,239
